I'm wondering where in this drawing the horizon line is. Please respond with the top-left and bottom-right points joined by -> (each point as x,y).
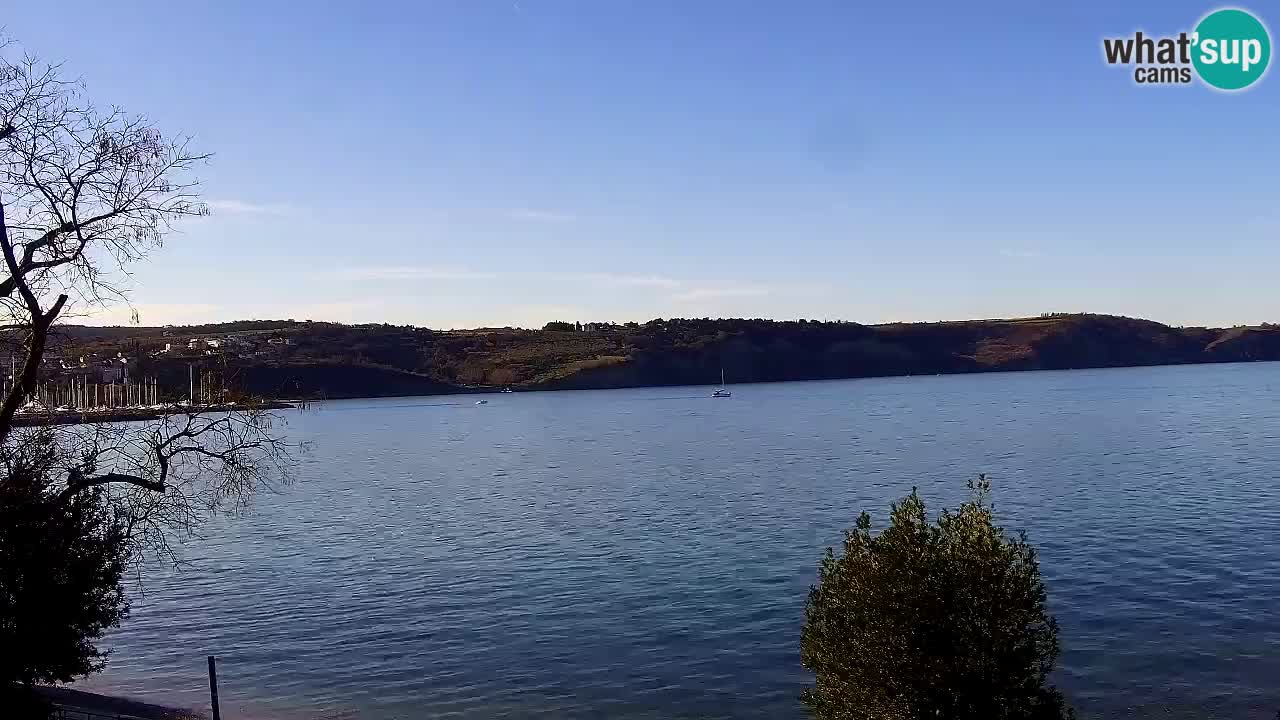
62,311 -> 1273,333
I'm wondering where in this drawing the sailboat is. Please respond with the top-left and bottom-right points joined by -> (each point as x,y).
712,368 -> 732,397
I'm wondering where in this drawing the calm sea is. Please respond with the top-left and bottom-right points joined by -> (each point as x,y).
77,362 -> 1280,719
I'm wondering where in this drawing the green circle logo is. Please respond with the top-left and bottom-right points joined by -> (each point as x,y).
1192,8 -> 1271,90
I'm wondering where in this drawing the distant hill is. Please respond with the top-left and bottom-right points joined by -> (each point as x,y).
38,314 -> 1280,400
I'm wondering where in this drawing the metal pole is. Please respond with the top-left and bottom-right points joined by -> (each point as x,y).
207,655 -> 221,720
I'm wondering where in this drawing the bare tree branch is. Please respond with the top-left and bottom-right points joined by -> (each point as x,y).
0,41 -> 295,572
59,470 -> 165,500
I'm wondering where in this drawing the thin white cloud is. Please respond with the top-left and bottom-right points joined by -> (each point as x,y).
206,199 -> 295,216
998,249 -> 1045,259
672,286 -> 771,302
323,267 -> 682,286
83,300 -> 385,326
282,301 -> 382,323
84,303 -> 224,326
341,266 -> 499,281
507,208 -> 577,223
582,272 -> 680,289
444,304 -> 587,330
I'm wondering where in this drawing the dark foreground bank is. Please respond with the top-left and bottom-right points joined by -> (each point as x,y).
37,687 -> 201,719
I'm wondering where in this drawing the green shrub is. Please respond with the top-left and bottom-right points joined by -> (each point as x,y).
801,476 -> 1073,720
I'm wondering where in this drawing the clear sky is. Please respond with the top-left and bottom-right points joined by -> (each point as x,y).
7,1 -> 1278,329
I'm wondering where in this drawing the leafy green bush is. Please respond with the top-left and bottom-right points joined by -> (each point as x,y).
801,476 -> 1073,720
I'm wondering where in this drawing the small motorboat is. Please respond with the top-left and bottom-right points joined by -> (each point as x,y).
476,399 -> 488,405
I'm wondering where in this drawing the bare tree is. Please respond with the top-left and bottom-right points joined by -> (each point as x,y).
0,42 -> 294,565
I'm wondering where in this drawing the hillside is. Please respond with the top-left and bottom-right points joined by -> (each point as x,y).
35,314 -> 1280,400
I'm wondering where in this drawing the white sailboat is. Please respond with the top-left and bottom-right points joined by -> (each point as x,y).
712,368 -> 732,397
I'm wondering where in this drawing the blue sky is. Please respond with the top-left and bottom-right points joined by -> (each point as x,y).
7,1 -> 1278,328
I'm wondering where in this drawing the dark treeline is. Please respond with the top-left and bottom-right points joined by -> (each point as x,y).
34,313 -> 1280,400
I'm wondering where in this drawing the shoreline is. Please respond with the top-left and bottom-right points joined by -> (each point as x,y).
38,686 -> 202,720
11,401 -> 295,427
292,356 -> 1280,402
16,359 -> 1275,425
